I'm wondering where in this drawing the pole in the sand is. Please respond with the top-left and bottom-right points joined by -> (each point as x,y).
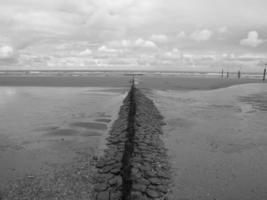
131,74 -> 135,87
238,70 -> 241,79
263,65 -> 266,82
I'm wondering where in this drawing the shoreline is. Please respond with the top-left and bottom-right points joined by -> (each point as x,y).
0,75 -> 263,90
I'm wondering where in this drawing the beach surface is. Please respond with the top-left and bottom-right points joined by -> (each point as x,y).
0,74 -> 266,199
0,85 -> 127,199
150,83 -> 267,200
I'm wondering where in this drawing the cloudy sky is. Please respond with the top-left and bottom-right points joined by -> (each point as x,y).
0,0 -> 267,71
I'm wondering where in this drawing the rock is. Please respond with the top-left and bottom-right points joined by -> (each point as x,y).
99,165 -> 113,174
139,177 -> 150,186
156,185 -> 168,193
132,183 -> 147,192
146,189 -> 161,198
96,173 -> 114,183
109,191 -> 121,200
149,177 -> 161,185
144,169 -> 156,178
97,191 -> 110,200
131,167 -> 142,179
94,183 -> 108,192
110,167 -> 120,175
108,176 -> 122,186
157,171 -> 169,179
130,191 -> 145,200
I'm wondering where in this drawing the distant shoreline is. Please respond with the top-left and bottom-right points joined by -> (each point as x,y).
0,75 -> 264,90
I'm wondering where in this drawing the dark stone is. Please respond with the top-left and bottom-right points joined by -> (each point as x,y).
94,183 -> 108,192
156,185 -> 168,193
139,177 -> 150,186
96,159 -> 106,168
157,171 -> 170,179
108,176 -> 122,186
145,169 -> 156,178
132,183 -> 147,192
109,191 -> 121,200
130,191 -> 145,200
99,165 -> 113,173
97,191 -> 110,200
146,188 -> 161,198
110,167 -> 121,174
131,167 -> 142,179
149,177 -> 161,185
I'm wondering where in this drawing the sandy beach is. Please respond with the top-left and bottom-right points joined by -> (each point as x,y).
0,74 -> 266,199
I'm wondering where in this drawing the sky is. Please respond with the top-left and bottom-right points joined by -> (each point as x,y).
0,0 -> 267,71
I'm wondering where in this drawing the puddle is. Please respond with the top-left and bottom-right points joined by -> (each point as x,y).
45,129 -> 80,136
70,122 -> 107,130
94,118 -> 111,123
239,92 -> 267,111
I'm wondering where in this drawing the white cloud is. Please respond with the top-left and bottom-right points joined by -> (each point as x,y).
97,45 -> 117,53
150,34 -> 168,43
134,38 -> 157,48
217,26 -> 228,33
79,48 -> 92,56
160,48 -> 182,60
177,31 -> 186,39
109,38 -> 158,49
0,45 -> 15,59
240,31 -> 264,47
121,40 -> 131,47
190,29 -> 213,41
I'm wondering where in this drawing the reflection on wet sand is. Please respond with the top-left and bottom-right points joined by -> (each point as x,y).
0,86 -> 126,193
70,122 -> 107,130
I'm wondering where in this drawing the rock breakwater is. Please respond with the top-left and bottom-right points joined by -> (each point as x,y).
94,85 -> 170,200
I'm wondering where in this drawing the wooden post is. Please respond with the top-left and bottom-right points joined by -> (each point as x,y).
263,66 -> 266,82
132,74 -> 135,87
237,70 -> 241,79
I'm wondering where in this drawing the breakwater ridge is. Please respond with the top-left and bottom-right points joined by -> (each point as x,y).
94,82 -> 171,200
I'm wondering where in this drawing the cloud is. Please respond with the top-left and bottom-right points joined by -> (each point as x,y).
1,0 -> 267,71
134,38 -> 158,48
0,45 -> 14,59
109,38 -> 158,50
240,31 -> 264,47
159,48 -> 182,60
190,29 -> 213,41
177,31 -> 186,39
97,45 -> 118,53
79,48 -> 92,56
217,26 -> 228,33
150,34 -> 168,43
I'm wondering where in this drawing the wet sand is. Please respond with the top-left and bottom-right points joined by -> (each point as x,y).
150,83 -> 267,200
0,86 -> 127,198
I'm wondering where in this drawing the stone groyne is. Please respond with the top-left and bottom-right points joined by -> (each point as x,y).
94,85 -> 170,200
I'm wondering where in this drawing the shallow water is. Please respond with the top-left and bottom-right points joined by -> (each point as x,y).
0,86 -> 126,188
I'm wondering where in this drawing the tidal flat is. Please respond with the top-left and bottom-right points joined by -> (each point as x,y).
0,73 -> 266,199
